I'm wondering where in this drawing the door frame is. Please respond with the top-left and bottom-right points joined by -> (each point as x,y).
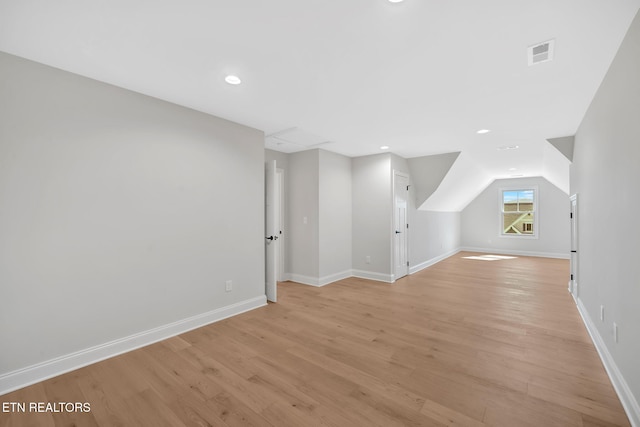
265,160 -> 277,302
276,168 -> 285,282
569,193 -> 578,300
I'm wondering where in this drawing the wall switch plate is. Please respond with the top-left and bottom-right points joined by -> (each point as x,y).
613,322 -> 618,343
225,280 -> 232,292
365,256 -> 371,264
600,305 -> 604,322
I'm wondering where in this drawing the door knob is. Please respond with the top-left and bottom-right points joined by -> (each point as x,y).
266,236 -> 278,241
395,230 -> 402,234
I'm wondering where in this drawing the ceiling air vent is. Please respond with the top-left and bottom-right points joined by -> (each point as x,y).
528,39 -> 555,66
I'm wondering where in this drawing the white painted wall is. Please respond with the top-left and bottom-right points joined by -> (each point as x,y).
0,52 -> 265,378
571,10 -> 640,423
351,152 -> 462,279
461,177 -> 570,258
319,150 -> 352,279
390,152 -> 410,176
270,149 -> 463,283
283,149 -> 352,285
287,150 -> 320,279
352,154 -> 392,278
392,153 -> 462,272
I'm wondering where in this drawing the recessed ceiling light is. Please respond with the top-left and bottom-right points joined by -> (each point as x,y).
509,167 -> 517,171
388,0 -> 404,3
225,75 -> 242,85
380,145 -> 390,150
476,129 -> 491,134
497,145 -> 519,151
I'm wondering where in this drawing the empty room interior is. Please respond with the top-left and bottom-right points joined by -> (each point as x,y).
1,1 -> 639,426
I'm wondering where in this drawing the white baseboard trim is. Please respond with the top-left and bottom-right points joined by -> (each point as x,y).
351,269 -> 395,283
409,248 -> 461,275
287,273 -> 321,287
288,270 -> 395,286
0,295 -> 267,397
319,270 -> 352,287
460,246 -> 570,259
279,273 -> 292,282
575,298 -> 640,427
288,270 -> 360,287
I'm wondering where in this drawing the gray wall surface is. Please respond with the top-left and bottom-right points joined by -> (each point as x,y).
288,150 -> 320,278
571,10 -> 640,411
0,52 -> 265,375
352,154 -> 393,275
461,177 -> 570,257
265,149 -> 289,171
319,150 -> 352,278
395,153 -> 462,270
283,148 -> 352,282
272,149 -> 461,282
410,210 -> 461,266
391,152 -> 410,176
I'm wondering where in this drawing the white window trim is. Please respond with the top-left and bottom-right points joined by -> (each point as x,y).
498,185 -> 539,239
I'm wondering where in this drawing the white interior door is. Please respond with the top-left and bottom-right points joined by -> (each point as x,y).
569,194 -> 578,298
265,160 -> 277,302
393,172 -> 409,280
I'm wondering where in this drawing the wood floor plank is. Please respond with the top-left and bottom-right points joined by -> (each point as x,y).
0,252 -> 631,426
0,384 -> 55,427
420,397 -> 487,427
287,345 -> 426,412
75,368 -> 134,426
41,373 -> 100,427
246,351 -> 390,427
164,394 -> 230,427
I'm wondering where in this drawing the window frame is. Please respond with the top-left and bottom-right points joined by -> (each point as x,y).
499,186 -> 538,239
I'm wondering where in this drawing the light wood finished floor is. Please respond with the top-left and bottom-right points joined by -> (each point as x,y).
0,252 -> 630,426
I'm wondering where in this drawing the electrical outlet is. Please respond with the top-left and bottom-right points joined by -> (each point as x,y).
613,322 -> 618,343
600,305 -> 604,322
365,256 -> 371,264
225,280 -> 232,292
303,216 -> 308,224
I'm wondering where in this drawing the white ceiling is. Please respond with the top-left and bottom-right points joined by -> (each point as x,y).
1,0 -> 639,210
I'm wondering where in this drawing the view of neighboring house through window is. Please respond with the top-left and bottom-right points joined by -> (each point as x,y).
501,189 -> 536,236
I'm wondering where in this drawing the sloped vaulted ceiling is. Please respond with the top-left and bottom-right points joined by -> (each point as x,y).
407,152 -> 459,208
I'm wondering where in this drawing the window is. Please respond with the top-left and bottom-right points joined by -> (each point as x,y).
501,188 -> 537,237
